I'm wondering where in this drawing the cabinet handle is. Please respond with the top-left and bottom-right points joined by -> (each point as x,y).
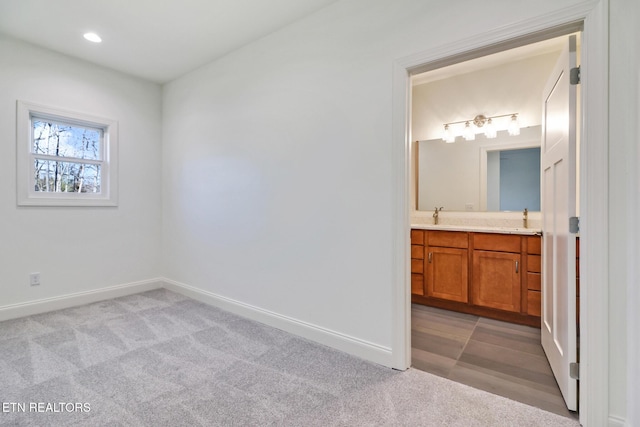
515,261 -> 519,273
428,252 -> 432,263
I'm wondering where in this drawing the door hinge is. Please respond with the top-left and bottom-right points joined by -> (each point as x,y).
570,66 -> 581,85
570,362 -> 580,380
569,217 -> 580,234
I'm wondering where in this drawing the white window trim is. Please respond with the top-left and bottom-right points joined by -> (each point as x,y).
16,100 -> 118,207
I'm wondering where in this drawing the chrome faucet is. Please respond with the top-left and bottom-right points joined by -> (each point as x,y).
433,207 -> 443,225
523,208 -> 528,229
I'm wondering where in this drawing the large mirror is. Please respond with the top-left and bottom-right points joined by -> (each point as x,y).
416,126 -> 541,212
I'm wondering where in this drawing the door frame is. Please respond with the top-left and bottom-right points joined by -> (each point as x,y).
390,2 -> 609,426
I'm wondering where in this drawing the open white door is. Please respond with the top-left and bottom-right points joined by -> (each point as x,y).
541,35 -> 578,411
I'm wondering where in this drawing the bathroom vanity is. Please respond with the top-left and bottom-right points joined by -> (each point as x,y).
411,226 -> 543,327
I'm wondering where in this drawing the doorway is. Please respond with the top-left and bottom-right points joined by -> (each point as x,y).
391,7 -> 610,425
407,32 -> 578,416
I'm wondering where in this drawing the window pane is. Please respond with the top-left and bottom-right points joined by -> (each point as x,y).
32,119 -> 102,160
34,159 -> 101,193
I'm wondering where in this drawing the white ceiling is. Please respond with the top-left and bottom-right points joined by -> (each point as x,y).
0,0 -> 339,83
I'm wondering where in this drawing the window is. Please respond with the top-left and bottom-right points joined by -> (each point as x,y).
17,101 -> 118,206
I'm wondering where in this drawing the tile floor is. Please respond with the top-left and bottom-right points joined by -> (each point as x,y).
411,303 -> 578,419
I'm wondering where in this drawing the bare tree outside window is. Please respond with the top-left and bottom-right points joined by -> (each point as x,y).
32,119 -> 103,193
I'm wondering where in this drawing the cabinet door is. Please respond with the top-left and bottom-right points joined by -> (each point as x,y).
472,250 -> 521,312
426,247 -> 468,303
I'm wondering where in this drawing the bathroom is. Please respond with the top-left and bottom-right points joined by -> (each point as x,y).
408,33 -> 580,418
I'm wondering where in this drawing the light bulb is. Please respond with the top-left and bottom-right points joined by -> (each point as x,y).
442,124 -> 455,143
484,118 -> 497,138
508,114 -> 520,136
463,121 -> 475,141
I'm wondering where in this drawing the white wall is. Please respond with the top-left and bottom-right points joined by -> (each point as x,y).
412,52 -> 560,142
161,0 -> 596,357
628,12 -> 640,425
0,36 -> 163,306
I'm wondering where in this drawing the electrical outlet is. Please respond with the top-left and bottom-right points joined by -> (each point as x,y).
30,273 -> 40,286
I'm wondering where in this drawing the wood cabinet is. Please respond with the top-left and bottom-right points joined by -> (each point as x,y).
472,249 -> 520,312
424,231 -> 468,303
472,233 -> 521,312
412,229 -> 542,327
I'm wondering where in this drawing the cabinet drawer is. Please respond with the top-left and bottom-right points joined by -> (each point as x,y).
411,229 -> 424,245
528,255 -> 541,273
527,272 -> 541,291
527,290 -> 541,316
411,258 -> 424,274
427,231 -> 468,249
527,236 -> 541,254
411,273 -> 424,296
473,233 -> 521,253
411,245 -> 425,259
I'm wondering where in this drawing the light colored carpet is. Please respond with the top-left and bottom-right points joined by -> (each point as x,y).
0,289 -> 580,426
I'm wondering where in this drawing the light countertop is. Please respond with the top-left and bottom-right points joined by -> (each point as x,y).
411,224 -> 542,235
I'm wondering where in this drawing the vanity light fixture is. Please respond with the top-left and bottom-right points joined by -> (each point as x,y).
441,113 -> 520,142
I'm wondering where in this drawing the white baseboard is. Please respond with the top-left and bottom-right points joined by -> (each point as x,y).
0,276 -> 393,367
161,278 -> 394,367
0,279 -> 163,322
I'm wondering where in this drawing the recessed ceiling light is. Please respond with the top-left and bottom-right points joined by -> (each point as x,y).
83,32 -> 102,43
